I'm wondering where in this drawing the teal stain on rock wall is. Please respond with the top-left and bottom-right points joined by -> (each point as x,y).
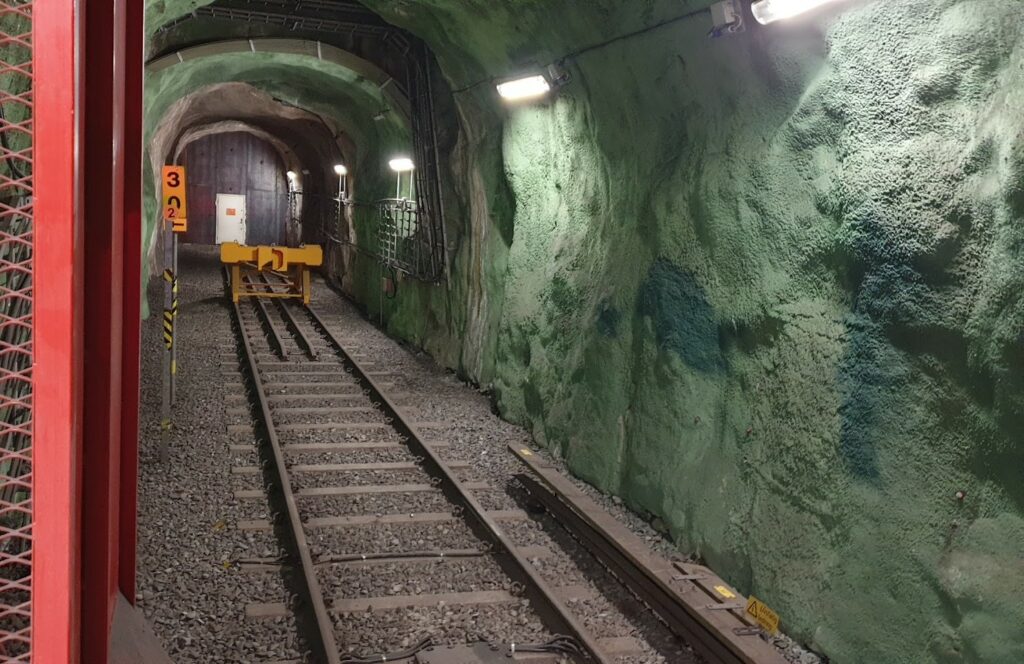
639,259 -> 725,373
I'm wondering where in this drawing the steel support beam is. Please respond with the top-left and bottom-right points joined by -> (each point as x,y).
80,0 -> 130,661
119,0 -> 146,606
34,1 -> 84,662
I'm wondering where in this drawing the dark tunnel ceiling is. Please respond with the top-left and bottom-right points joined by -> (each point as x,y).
150,0 -> 418,89
155,0 -> 393,37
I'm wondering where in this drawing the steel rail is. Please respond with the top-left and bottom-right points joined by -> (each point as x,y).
243,275 -> 286,359
296,303 -> 613,664
260,274 -> 317,359
230,287 -> 341,664
511,452 -> 789,664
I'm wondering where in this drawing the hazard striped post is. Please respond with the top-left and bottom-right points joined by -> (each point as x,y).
161,166 -> 187,462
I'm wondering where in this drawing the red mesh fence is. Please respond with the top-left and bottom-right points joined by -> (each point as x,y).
0,1 -> 33,661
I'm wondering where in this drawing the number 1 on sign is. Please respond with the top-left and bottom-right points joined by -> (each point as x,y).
162,166 -> 188,233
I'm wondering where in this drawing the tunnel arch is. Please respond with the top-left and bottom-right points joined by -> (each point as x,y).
173,121 -> 303,174
146,38 -> 411,122
144,52 -> 413,272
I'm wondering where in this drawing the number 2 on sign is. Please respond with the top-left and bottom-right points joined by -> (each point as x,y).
162,166 -> 188,233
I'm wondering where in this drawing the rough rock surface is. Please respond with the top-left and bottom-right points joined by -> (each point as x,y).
145,1 -> 1024,661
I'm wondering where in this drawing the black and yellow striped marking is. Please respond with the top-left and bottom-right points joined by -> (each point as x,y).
163,308 -> 174,350
172,277 -> 179,318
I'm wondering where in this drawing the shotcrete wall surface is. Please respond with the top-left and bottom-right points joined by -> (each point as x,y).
146,1 -> 1024,661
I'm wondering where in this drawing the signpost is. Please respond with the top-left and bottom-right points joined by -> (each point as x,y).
160,166 -> 187,462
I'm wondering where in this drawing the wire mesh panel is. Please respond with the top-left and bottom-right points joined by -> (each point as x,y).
377,198 -> 428,277
0,1 -> 33,660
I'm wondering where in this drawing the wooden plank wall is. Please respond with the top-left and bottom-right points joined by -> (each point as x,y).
180,131 -> 289,245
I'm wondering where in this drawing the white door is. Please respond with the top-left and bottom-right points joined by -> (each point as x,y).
215,194 -> 247,244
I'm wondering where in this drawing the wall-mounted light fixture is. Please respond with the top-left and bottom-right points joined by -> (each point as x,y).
496,63 -> 571,103
286,170 -> 299,192
389,157 -> 414,199
750,0 -> 845,24
709,0 -> 848,36
334,164 -> 348,201
497,75 -> 551,101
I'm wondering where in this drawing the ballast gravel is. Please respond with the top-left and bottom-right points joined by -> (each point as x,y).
138,247 -> 302,663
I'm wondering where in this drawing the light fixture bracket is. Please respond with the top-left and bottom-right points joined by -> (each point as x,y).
709,0 -> 746,38
545,62 -> 571,91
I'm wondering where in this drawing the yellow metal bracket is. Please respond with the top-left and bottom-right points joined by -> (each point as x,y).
220,243 -> 324,304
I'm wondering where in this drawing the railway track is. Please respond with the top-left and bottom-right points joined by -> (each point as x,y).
224,268 -> 790,664
227,271 -> 632,664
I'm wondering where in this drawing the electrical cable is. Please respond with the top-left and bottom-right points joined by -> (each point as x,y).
340,636 -> 433,664
451,5 -> 712,95
511,635 -> 584,655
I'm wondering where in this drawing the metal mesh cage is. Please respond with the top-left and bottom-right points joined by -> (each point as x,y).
0,1 -> 33,660
377,198 -> 427,277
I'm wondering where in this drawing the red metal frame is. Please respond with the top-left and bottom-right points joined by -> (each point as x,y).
80,0 -> 129,661
34,1 -> 83,663
119,0 -> 145,605
33,0 -> 144,661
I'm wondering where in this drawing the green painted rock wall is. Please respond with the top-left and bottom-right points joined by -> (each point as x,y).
363,1 -> 1024,660
146,1 -> 1024,661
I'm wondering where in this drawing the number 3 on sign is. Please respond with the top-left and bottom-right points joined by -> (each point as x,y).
162,166 -> 188,233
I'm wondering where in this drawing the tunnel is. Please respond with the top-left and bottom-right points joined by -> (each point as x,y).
4,1 -> 1023,663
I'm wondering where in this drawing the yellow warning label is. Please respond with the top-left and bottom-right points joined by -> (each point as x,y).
714,585 -> 736,599
746,596 -> 780,635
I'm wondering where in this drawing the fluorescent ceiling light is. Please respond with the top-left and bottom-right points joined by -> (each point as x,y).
496,75 -> 551,101
334,164 -> 348,176
389,157 -> 415,173
751,0 -> 844,24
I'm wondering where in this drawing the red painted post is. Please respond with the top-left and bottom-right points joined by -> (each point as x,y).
80,0 -> 129,660
119,0 -> 145,605
34,1 -> 83,663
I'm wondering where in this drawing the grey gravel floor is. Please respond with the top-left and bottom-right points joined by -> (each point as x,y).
137,246 -> 817,664
138,247 -> 303,663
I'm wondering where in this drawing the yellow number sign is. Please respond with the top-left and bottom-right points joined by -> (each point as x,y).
745,596 -> 780,635
162,165 -> 188,233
